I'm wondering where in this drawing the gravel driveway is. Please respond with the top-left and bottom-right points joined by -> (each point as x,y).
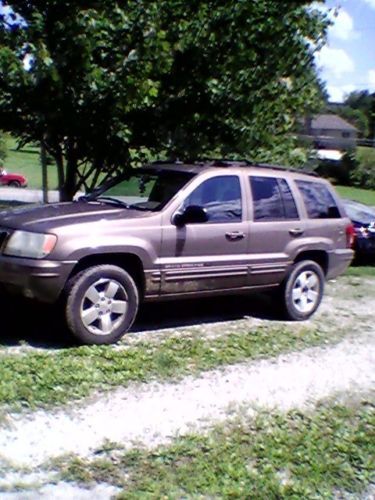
0,274 -> 374,497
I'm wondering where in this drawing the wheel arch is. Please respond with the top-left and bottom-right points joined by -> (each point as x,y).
294,250 -> 329,276
66,253 -> 145,299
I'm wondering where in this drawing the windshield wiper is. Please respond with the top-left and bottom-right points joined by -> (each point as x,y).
91,196 -> 130,209
126,204 -> 152,211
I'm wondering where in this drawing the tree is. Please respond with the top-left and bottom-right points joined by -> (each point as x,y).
344,90 -> 375,140
0,1 -> 329,200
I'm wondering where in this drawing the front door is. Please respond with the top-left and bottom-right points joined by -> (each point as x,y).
159,174 -> 249,295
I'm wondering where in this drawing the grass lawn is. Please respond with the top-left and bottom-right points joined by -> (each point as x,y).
3,135 -> 59,190
345,265 -> 375,277
357,145 -> 375,164
336,185 -> 375,206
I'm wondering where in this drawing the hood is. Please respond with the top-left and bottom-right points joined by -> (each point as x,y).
0,201 -> 149,232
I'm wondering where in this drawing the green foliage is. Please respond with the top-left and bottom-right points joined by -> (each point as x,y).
0,1 -> 329,199
345,90 -> 375,140
351,147 -> 375,190
57,402 -> 375,498
316,147 -> 375,191
316,153 -> 354,185
329,105 -> 369,138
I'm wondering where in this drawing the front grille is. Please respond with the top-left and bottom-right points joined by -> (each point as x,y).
0,230 -> 10,251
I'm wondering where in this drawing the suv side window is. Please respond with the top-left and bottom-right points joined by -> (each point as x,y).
250,176 -> 299,221
296,180 -> 340,219
183,175 -> 242,223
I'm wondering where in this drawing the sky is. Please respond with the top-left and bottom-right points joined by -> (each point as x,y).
316,0 -> 375,102
1,1 -> 374,103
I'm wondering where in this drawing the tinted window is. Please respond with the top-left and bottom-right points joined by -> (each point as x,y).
183,175 -> 242,223
250,176 -> 299,221
296,180 -> 340,219
278,179 -> 299,219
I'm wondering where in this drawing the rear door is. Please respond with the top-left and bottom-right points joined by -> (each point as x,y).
246,175 -> 304,286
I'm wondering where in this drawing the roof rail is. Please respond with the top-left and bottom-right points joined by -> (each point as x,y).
195,158 -> 253,167
151,159 -> 184,165
255,163 -> 318,177
150,158 -> 318,176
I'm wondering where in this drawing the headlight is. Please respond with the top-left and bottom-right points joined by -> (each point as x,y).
4,231 -> 57,259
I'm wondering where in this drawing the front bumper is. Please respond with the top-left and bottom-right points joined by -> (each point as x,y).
0,256 -> 76,302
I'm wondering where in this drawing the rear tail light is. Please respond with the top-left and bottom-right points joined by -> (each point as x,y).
359,226 -> 371,239
346,224 -> 356,248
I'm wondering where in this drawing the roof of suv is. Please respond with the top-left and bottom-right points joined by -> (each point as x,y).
149,159 -> 318,178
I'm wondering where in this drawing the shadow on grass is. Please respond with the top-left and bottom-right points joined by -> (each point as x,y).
0,292 -> 279,350
10,147 -> 39,155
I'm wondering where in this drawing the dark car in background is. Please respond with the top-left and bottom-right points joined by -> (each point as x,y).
343,199 -> 375,260
0,171 -> 28,188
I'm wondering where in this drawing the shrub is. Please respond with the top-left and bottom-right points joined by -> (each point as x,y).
316,151 -> 355,185
350,147 -> 375,190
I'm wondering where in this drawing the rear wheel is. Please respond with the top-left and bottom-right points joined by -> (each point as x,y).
65,265 -> 139,344
281,260 -> 324,321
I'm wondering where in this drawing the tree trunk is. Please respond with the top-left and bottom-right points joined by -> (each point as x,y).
54,146 -> 65,202
61,140 -> 78,201
40,141 -> 49,204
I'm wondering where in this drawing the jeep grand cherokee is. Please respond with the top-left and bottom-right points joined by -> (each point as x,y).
0,160 -> 354,344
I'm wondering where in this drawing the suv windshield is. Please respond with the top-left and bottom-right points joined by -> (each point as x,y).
87,169 -> 195,211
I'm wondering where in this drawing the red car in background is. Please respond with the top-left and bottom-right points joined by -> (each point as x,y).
0,171 -> 28,188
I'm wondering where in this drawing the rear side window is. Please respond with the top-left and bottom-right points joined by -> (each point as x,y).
250,176 -> 299,221
296,180 -> 340,219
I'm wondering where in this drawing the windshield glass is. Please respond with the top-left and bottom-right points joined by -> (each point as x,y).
90,169 -> 195,211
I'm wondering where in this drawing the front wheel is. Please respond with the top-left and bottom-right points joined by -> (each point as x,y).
65,265 -> 139,345
281,260 -> 324,321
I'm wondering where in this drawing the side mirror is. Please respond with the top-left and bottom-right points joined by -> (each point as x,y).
173,205 -> 208,226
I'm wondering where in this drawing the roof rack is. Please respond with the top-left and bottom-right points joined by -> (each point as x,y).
194,158 -> 253,167
196,158 -> 318,176
254,163 -> 318,177
151,159 -> 184,165
151,158 -> 318,177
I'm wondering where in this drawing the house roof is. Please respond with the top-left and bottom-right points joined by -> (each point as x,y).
311,114 -> 358,132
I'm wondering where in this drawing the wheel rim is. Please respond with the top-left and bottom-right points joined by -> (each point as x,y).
80,278 -> 128,336
291,270 -> 320,315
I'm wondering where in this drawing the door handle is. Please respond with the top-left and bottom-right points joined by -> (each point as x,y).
225,231 -> 245,241
289,228 -> 304,237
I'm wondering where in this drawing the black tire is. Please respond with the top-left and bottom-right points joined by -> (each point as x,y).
9,180 -> 21,188
280,260 -> 324,321
65,265 -> 139,345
